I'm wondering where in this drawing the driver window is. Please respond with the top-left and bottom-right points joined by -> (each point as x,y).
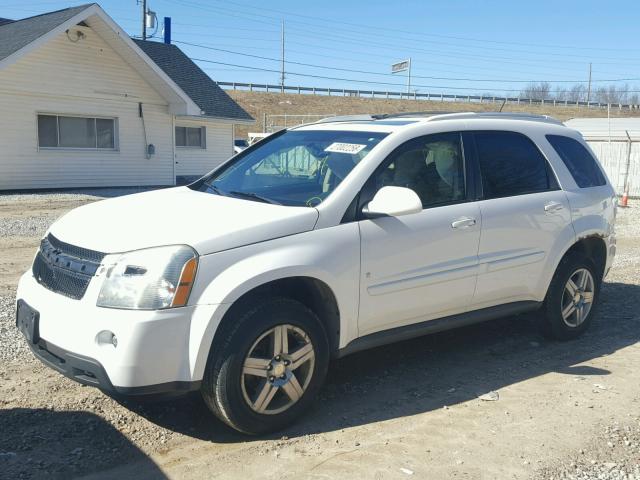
375,132 -> 466,208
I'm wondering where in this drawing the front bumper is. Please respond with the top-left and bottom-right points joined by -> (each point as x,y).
16,271 -> 219,393
24,331 -> 200,396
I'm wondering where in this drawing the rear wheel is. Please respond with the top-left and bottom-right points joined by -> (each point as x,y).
539,252 -> 600,340
201,297 -> 329,434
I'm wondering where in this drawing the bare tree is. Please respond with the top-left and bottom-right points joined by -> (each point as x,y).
520,82 -> 552,100
594,83 -> 630,104
554,86 -> 568,101
567,84 -> 587,102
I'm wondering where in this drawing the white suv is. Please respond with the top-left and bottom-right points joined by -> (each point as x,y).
16,112 -> 616,434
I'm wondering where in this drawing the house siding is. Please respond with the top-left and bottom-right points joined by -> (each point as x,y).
0,26 -> 175,190
174,118 -> 233,177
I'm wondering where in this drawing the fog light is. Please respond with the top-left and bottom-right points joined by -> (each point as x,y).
96,330 -> 118,348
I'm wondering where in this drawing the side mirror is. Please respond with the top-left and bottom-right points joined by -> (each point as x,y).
362,186 -> 423,218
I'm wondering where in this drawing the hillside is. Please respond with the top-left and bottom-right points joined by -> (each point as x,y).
227,89 -> 638,139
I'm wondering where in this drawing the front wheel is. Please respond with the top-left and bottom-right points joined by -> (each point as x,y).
539,252 -> 601,340
201,297 -> 329,434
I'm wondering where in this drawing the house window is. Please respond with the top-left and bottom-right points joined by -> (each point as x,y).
37,115 -> 116,149
175,126 -> 206,148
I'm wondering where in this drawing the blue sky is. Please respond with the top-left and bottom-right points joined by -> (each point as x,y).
2,0 -> 640,97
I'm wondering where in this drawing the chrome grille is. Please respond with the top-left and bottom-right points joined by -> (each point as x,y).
32,234 -> 106,300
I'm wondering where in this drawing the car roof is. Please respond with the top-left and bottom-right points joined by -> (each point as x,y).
293,111 -> 565,133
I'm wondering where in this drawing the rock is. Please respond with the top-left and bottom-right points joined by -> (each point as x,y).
400,467 -> 414,475
478,391 -> 499,401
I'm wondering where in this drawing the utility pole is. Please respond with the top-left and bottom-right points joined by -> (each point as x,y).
587,62 -> 592,105
141,0 -> 147,40
280,20 -> 285,92
407,57 -> 412,96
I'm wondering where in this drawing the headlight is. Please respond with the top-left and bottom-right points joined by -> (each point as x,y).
97,245 -> 198,310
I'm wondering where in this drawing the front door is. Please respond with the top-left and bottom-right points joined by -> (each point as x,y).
358,132 -> 481,336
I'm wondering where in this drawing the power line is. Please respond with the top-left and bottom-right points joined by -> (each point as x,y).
165,0 -> 640,57
192,57 -> 640,94
164,0 -> 640,72
175,40 -> 640,84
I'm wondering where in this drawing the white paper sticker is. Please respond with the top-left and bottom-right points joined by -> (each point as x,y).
324,142 -> 367,155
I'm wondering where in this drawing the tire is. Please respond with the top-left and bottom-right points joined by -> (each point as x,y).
539,252 -> 601,340
201,297 -> 329,435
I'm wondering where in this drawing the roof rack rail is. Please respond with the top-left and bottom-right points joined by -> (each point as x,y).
370,111 -> 455,119
312,114 -> 376,124
423,111 -> 563,125
309,111 -> 563,126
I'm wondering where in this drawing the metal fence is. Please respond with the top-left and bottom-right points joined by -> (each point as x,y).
586,139 -> 640,197
264,114 -> 335,133
218,81 -> 640,111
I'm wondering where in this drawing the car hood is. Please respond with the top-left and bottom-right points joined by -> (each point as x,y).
48,187 -> 319,255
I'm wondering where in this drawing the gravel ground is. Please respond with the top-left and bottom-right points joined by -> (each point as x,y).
0,191 -> 639,480
0,295 -> 25,363
540,420 -> 640,480
0,217 -> 55,238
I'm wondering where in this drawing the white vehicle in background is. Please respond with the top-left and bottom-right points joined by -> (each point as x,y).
233,139 -> 248,154
17,112 -> 616,434
247,132 -> 272,145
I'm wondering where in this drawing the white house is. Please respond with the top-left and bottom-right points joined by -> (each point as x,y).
566,117 -> 640,197
0,3 -> 254,190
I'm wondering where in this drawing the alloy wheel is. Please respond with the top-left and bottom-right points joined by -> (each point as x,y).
561,268 -> 595,328
241,324 -> 315,415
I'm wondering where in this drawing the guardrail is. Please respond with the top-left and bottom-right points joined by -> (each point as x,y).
217,81 -> 640,111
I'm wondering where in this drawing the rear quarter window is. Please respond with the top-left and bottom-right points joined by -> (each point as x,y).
546,135 -> 607,188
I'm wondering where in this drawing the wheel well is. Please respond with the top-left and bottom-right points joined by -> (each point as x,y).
214,277 -> 341,356
565,236 -> 607,279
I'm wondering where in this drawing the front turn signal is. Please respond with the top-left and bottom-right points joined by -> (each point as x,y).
171,257 -> 198,307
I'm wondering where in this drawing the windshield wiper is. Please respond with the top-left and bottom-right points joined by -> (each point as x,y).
228,190 -> 281,205
207,184 -> 226,196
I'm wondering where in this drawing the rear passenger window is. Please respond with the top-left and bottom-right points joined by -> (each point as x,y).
474,131 -> 552,199
546,135 -> 606,188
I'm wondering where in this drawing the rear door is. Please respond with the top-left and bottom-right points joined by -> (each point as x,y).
469,130 -> 574,309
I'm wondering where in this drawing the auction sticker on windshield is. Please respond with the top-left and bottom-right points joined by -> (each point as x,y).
324,142 -> 367,154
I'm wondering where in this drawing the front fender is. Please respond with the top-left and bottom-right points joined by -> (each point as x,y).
187,223 -> 361,380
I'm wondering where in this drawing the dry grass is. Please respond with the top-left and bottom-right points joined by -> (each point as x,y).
228,90 -> 637,139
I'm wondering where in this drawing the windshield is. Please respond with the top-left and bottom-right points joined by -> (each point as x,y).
193,130 -> 388,207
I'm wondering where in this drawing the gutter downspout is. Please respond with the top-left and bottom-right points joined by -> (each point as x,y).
171,114 -> 176,186
139,102 -> 150,160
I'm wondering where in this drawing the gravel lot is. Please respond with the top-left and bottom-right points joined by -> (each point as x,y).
1,190 -> 639,480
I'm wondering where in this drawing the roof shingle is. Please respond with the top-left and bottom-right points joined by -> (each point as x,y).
0,5 -> 252,122
0,4 -> 92,62
134,39 -> 253,122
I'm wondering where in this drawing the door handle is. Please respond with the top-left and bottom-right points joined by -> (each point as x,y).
451,217 -> 477,229
544,201 -> 564,213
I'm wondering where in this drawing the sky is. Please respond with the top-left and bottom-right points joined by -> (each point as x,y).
2,0 -> 640,98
